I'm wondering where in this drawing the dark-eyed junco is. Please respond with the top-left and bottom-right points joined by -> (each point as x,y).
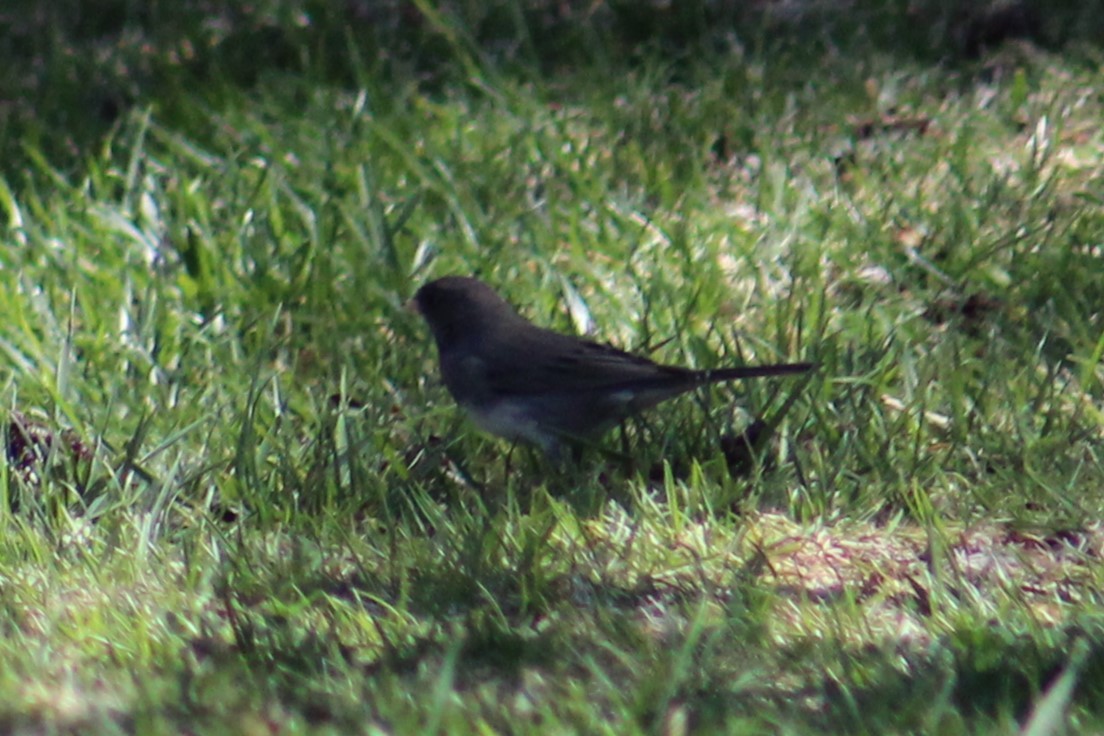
413,276 -> 813,456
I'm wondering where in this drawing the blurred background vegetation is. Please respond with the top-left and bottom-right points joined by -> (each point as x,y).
3,0 -> 1101,176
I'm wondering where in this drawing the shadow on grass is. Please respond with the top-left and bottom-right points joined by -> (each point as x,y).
2,0 -> 1100,176
200,560 -> 1104,732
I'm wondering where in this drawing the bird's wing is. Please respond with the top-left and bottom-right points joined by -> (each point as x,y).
482,328 -> 693,396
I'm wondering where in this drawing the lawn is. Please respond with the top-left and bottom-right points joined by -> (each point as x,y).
0,1 -> 1103,733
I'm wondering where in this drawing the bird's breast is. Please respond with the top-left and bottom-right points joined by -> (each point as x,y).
462,397 -> 556,453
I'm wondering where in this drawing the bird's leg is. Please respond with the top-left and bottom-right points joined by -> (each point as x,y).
504,440 -> 515,475
618,420 -> 635,475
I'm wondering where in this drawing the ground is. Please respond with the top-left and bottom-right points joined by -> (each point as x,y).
0,1 -> 1102,733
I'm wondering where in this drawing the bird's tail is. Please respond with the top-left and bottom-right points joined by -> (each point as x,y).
700,362 -> 815,383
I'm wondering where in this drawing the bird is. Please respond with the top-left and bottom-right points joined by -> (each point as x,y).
412,275 -> 813,456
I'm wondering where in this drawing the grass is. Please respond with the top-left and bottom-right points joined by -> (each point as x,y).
1,0 -> 1103,732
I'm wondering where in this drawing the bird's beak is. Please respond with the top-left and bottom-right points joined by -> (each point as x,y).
405,297 -> 421,315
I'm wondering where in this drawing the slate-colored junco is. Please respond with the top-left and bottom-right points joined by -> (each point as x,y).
413,276 -> 813,456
